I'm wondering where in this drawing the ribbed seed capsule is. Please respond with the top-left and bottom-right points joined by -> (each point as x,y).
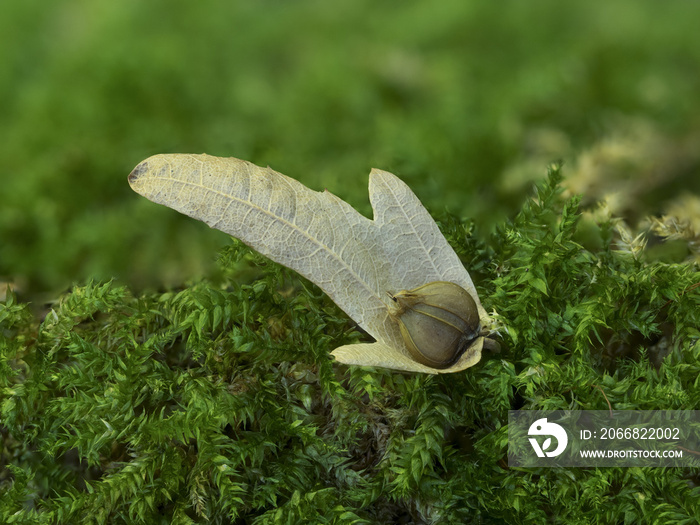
387,281 -> 481,369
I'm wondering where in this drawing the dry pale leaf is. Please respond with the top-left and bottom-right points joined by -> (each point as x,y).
128,154 -> 487,374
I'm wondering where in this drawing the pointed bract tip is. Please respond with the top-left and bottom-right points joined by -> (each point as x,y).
128,161 -> 149,186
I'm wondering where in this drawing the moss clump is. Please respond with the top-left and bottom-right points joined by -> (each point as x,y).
2,168 -> 699,524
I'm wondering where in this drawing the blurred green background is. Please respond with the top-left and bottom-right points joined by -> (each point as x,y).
2,0 -> 700,298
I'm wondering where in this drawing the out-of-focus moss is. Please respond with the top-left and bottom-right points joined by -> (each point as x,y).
2,1 -> 700,298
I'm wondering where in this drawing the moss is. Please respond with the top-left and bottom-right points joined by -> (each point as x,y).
2,169 -> 699,524
3,1 -> 700,296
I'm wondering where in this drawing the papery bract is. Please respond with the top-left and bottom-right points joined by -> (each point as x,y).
129,154 -> 487,373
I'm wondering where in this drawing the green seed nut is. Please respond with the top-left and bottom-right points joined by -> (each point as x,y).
387,281 -> 481,369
